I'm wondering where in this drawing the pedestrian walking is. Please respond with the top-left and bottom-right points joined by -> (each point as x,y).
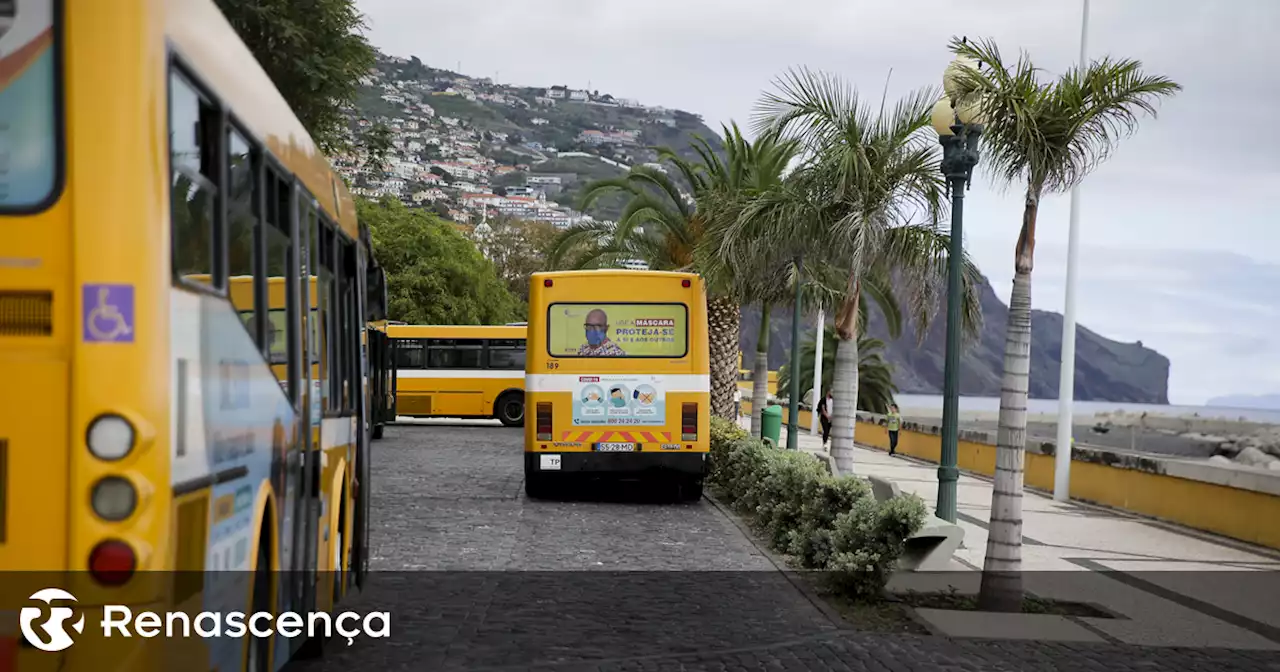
886,403 -> 901,456
733,386 -> 742,419
817,388 -> 833,448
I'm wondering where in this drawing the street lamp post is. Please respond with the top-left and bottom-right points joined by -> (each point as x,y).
931,58 -> 983,524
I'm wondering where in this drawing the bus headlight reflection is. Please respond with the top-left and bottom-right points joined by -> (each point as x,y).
92,477 -> 138,521
87,414 -> 136,460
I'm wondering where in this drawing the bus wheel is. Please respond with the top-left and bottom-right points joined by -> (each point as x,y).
680,477 -> 704,503
496,392 -> 525,427
247,529 -> 273,672
372,423 -> 384,440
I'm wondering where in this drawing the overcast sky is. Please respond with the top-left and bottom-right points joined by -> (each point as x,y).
355,0 -> 1279,405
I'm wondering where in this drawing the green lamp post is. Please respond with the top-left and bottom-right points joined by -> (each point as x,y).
930,51 -> 983,523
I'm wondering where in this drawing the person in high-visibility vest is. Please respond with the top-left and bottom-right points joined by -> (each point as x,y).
886,404 -> 902,456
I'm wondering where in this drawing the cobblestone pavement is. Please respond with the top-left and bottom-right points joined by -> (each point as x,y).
288,424 -> 1280,672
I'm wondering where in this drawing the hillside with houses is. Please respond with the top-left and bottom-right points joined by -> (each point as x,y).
333,51 -> 723,239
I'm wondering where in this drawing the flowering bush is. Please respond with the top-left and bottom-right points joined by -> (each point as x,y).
707,424 -> 926,599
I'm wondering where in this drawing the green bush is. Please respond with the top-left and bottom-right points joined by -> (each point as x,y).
705,423 -> 927,601
755,451 -> 828,551
826,495 -> 927,600
708,416 -> 748,477
786,476 -> 873,569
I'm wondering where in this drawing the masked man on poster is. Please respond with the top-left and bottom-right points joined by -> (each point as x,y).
577,308 -> 627,356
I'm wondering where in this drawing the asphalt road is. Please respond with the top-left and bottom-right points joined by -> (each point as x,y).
287,423 -> 1277,672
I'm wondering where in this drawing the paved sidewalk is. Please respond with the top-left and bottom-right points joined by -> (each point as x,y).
736,415 -> 1280,650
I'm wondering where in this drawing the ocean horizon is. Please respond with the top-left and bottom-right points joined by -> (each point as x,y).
892,393 -> 1280,425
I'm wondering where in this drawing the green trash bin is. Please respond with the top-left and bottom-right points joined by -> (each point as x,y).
760,404 -> 783,448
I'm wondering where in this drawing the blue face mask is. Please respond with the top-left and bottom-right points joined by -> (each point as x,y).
611,395 -> 626,407
585,327 -> 606,345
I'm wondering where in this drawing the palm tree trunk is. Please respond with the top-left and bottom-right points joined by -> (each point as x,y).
750,303 -> 771,437
829,278 -> 862,474
978,189 -> 1039,612
707,295 -> 741,420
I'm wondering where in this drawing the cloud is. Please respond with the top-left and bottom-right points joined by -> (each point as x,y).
353,0 -> 1279,404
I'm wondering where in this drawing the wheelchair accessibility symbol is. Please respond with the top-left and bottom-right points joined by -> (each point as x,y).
82,284 -> 135,343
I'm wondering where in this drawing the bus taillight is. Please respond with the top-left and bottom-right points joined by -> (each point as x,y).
536,402 -> 553,441
89,540 -> 136,586
681,403 -> 697,441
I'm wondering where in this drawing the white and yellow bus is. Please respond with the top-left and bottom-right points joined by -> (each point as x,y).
0,0 -> 388,670
387,324 -> 527,427
523,271 -> 711,500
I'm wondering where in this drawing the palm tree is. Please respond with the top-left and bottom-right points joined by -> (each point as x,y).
548,123 -> 798,421
741,68 -> 985,475
946,37 -> 1181,612
691,127 -> 805,436
777,321 -> 899,415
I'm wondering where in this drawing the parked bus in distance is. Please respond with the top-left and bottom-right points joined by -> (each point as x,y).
523,271 -> 711,500
387,324 -> 527,426
0,1 -> 386,670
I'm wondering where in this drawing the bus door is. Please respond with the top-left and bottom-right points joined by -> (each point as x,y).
354,326 -> 392,589
368,327 -> 395,431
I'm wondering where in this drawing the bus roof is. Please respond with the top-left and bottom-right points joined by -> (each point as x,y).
167,0 -> 358,241
531,270 -> 699,280
386,324 -> 527,340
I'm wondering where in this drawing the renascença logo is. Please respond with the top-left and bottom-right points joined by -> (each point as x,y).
19,589 -> 390,651
20,588 -> 86,652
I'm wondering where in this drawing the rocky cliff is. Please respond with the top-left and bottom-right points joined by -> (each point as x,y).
739,273 -> 1170,404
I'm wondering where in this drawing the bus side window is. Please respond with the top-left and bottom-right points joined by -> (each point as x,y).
226,126 -> 262,345
168,68 -> 221,289
427,339 -> 482,369
263,170 -> 296,400
394,339 -> 426,369
486,339 -> 525,370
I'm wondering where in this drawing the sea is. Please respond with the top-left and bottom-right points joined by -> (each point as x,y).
893,393 -> 1280,425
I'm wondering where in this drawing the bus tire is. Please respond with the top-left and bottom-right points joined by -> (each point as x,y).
371,423 -> 384,440
680,477 -> 704,503
495,391 -> 525,427
247,526 -> 273,672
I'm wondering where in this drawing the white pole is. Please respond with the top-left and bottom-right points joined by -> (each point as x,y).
1054,0 -> 1089,502
810,308 -> 825,435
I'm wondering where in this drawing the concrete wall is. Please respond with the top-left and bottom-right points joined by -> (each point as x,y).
737,401 -> 1280,551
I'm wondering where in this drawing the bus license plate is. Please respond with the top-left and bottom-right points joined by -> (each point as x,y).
596,442 -> 636,452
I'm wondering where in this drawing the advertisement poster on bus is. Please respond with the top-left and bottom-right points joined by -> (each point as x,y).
548,303 -> 687,358
572,375 -> 666,426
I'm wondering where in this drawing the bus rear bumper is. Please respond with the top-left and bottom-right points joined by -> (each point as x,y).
524,451 -> 707,477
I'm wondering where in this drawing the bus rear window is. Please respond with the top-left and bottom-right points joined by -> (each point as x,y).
0,0 -> 61,211
547,303 -> 688,358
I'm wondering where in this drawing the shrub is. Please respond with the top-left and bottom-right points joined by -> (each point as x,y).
785,476 -> 873,569
704,417 -> 928,601
710,437 -> 767,508
826,494 -> 928,600
708,416 -> 748,480
755,451 -> 828,551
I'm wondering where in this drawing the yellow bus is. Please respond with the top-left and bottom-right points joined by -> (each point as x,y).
523,271 -> 711,501
231,275 -> 396,440
387,324 -> 527,426
0,0 -> 387,670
